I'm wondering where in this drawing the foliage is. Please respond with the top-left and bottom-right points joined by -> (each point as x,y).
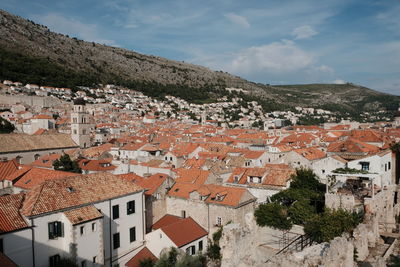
139,258 -> 156,267
254,168 -> 326,231
288,200 -> 316,225
332,167 -> 369,174
53,154 -> 82,173
176,253 -> 207,267
387,254 -> 400,267
57,258 -> 79,267
154,247 -> 206,267
290,168 -> 325,193
0,117 -> 15,133
212,227 -> 223,243
255,202 -> 292,230
304,209 -> 362,243
206,243 -> 222,260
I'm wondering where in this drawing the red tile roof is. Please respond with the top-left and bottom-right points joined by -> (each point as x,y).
64,205 -> 103,225
0,252 -> 18,267
152,214 -> 182,230
134,173 -> 169,196
125,247 -> 157,267
156,216 -> 208,247
0,193 -> 29,233
0,159 -> 19,180
13,167 -> 76,190
21,172 -> 143,217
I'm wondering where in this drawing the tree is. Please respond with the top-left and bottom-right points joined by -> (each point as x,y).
0,117 -> 15,133
254,202 -> 292,230
139,258 -> 156,267
304,209 -> 361,243
53,154 -> 82,173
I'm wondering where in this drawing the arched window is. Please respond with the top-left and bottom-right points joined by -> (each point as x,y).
34,154 -> 40,160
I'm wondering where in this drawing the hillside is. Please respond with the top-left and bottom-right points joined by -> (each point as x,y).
0,9 -> 399,115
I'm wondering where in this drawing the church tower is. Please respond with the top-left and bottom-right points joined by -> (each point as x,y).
71,98 -> 91,148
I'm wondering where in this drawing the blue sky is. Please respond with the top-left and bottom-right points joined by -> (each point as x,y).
2,0 -> 400,94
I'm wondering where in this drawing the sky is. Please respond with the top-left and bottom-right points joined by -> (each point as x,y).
1,0 -> 400,95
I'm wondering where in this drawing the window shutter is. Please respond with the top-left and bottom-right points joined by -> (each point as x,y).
48,222 -> 54,239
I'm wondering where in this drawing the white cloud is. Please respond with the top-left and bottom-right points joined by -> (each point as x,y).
224,13 -> 250,28
315,65 -> 334,73
34,13 -> 117,46
228,40 -> 314,75
292,25 -> 318,39
333,79 -> 346,84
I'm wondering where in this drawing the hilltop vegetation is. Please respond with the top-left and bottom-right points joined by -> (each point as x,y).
0,9 -> 399,117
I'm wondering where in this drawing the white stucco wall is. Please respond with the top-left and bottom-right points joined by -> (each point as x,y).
0,228 -> 32,267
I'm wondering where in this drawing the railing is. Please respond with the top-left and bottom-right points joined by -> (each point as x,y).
276,234 -> 314,255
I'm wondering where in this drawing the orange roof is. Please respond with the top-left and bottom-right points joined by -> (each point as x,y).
121,143 -> 144,151
0,159 -> 19,180
0,252 -> 18,267
21,172 -> 143,217
33,114 -> 53,120
327,138 -> 380,154
64,205 -> 103,225
152,214 -> 182,230
135,173 -> 169,196
125,247 -> 157,267
201,184 -> 253,207
13,167 -> 76,190
0,193 -> 29,233
30,153 -> 61,168
155,216 -> 208,247
294,147 -> 326,161
78,159 -> 117,171
32,128 -> 47,135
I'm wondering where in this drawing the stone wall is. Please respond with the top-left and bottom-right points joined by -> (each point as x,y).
219,187 -> 400,267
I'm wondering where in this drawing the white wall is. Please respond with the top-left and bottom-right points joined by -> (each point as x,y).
0,228 -> 32,267
145,229 -> 175,257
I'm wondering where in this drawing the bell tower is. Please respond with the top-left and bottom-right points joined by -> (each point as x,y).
71,98 -> 91,148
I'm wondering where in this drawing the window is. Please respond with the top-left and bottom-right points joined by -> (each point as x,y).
81,260 -> 86,267
186,245 -> 196,255
80,226 -> 85,236
199,240 -> 203,251
0,238 -> 3,253
112,205 -> 119,219
389,162 -> 391,170
93,256 -> 97,263
48,221 -> 63,239
92,222 -> 96,232
322,170 -> 325,174
216,217 -> 222,226
73,129 -> 77,134
127,200 -> 135,215
385,164 -> 387,172
360,162 -> 370,171
181,210 -> 186,218
130,227 -> 136,243
113,233 -> 120,249
49,254 -> 60,267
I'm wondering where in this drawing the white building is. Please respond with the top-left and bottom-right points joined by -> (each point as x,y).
0,172 -> 145,267
71,99 -> 91,148
145,215 -> 208,257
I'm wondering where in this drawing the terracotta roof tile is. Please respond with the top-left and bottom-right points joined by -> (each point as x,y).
64,205 -> 103,225
13,167 -> 76,190
21,172 -> 143,217
125,247 -> 157,267
152,214 -> 182,230
0,193 -> 29,233
0,159 -> 19,180
157,216 -> 208,247
0,134 -> 78,153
